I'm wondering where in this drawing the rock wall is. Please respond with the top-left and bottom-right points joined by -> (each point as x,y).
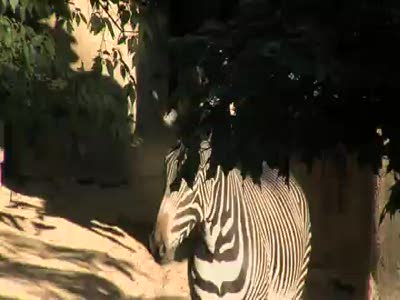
293,153 -> 374,299
371,160 -> 400,299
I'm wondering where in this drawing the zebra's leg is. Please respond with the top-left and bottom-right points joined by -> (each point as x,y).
187,254 -> 201,300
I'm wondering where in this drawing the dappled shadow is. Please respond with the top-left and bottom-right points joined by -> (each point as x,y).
6,199 -> 45,213
137,296 -> 188,300
1,18 -> 150,256
0,0 -> 173,287
0,211 -> 25,232
0,1 -> 187,299
90,220 -> 138,254
1,11 -> 151,255
0,191 -> 54,236
3,178 -> 155,256
0,230 -> 151,299
114,216 -> 154,247
0,230 -> 145,279
0,186 -> 190,297
0,211 -> 56,235
0,257 -> 126,299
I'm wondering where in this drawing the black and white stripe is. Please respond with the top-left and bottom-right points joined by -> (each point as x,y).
150,140 -> 312,299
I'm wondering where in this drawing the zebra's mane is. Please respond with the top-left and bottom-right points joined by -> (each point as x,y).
167,138 -> 212,191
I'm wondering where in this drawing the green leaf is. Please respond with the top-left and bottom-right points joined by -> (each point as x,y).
66,20 -> 74,33
127,37 -> 137,54
131,54 -> 138,67
130,11 -> 140,26
0,0 -> 6,14
92,55 -> 103,74
90,0 -> 97,9
43,36 -> 55,58
104,18 -> 115,39
124,82 -> 135,99
79,13 -> 87,24
20,6 -> 26,22
120,65 -> 126,79
9,0 -> 18,12
76,14 -> 81,26
31,35 -> 44,47
113,50 -> 118,62
128,82 -> 136,101
90,14 -> 104,35
3,30 -> 12,47
106,59 -> 114,77
23,44 -> 32,71
118,35 -> 126,45
120,9 -> 130,27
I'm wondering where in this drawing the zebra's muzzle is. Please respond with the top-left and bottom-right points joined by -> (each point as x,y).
148,230 -> 169,265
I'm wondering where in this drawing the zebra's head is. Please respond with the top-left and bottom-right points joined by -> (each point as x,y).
149,140 -> 210,264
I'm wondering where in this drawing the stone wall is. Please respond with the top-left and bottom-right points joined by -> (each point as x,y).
293,154 -> 374,299
371,161 -> 400,299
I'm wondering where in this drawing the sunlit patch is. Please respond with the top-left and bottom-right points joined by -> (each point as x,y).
229,102 -> 236,116
97,287 -> 110,296
163,109 -> 178,127
151,90 -> 159,101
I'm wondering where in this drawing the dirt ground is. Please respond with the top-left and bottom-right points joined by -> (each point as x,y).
0,162 -> 387,300
0,186 -> 190,300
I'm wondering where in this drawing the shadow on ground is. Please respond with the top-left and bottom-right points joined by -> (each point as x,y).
0,230 -> 145,299
3,179 -> 155,249
0,186 -> 190,299
0,257 -> 126,299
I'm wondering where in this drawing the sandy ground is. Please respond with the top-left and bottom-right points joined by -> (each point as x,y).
0,186 -> 190,300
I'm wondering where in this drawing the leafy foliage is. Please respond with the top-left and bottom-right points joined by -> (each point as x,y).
86,0 -> 141,139
2,0 -> 399,218
161,0 -> 400,217
0,0 -> 71,121
0,0 -> 137,148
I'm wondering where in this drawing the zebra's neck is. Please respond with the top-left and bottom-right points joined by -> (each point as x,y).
192,167 -> 253,298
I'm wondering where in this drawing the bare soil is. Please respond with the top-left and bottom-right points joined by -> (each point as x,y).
0,186 -> 190,299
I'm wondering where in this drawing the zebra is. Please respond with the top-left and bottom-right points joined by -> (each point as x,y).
149,139 -> 312,299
